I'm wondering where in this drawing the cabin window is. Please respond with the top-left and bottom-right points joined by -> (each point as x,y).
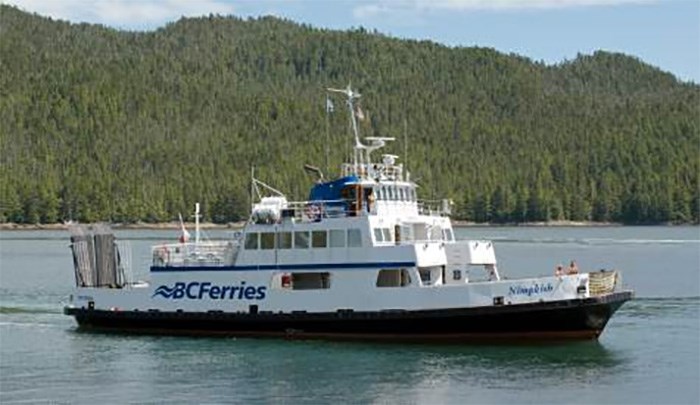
443,228 -> 455,242
419,268 -> 432,284
312,230 -> 327,248
387,187 -> 394,200
381,228 -> 393,242
453,270 -> 462,280
244,233 -> 259,250
294,231 -> 310,249
418,266 -> 444,286
376,187 -> 383,201
291,272 -> 331,290
373,228 -> 384,242
399,188 -> 405,201
329,229 -> 345,248
277,232 -> 292,249
260,232 -> 275,250
347,229 -> 362,247
376,269 -> 412,287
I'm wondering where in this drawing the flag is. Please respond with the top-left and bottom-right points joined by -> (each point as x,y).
355,105 -> 365,120
325,96 -> 334,113
178,213 -> 190,243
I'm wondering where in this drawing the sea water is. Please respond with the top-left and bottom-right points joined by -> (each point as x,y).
1,226 -> 698,404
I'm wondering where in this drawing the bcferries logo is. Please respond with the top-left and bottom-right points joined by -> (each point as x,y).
152,282 -> 267,300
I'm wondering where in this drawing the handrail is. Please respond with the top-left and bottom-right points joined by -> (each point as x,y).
151,240 -> 239,267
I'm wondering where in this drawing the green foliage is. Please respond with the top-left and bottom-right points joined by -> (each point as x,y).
1,5 -> 698,224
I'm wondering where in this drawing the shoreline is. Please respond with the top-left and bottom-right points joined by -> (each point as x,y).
0,222 -> 246,231
1,220 -> 691,231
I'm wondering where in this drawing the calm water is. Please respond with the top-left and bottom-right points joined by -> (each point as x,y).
1,226 -> 698,404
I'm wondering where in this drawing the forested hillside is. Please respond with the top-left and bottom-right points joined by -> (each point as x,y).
1,5 -> 698,224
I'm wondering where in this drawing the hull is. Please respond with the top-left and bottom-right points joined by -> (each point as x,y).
64,291 -> 633,342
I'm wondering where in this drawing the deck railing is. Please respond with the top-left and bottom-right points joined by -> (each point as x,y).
152,241 -> 239,267
251,198 -> 449,225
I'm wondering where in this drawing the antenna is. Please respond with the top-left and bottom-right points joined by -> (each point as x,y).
404,117 -> 408,175
327,84 -> 364,173
325,94 -> 330,176
364,137 -> 394,164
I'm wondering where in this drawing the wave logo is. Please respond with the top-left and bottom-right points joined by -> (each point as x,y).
151,281 -> 266,300
152,285 -> 177,298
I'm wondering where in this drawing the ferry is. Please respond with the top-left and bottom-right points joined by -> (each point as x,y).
64,86 -> 633,341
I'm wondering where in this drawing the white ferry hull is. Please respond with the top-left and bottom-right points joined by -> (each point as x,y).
64,291 -> 632,341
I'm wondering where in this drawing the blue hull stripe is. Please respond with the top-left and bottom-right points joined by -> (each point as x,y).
151,261 -> 417,273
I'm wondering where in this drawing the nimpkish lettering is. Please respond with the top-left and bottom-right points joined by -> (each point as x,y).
508,283 -> 554,297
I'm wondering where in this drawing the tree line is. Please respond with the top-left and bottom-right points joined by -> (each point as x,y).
1,5 -> 698,224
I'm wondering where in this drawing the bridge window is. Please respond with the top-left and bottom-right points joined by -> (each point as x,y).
373,228 -> 383,242
347,228 -> 362,247
260,232 -> 275,250
374,228 -> 393,243
277,232 -> 292,249
399,188 -> 405,201
382,228 -> 392,242
387,187 -> 394,200
312,230 -> 327,248
244,233 -> 258,250
329,229 -> 345,248
376,269 -> 412,287
294,231 -> 310,249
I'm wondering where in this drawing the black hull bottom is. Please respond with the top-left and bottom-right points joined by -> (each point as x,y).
65,291 -> 633,342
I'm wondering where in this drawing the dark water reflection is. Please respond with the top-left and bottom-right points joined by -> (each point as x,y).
58,336 -> 621,403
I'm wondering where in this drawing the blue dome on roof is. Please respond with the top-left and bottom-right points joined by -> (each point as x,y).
308,176 -> 359,202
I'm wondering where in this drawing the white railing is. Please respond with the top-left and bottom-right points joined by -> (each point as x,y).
341,162 -> 403,181
152,241 -> 239,267
417,200 -> 451,217
250,198 -> 450,226
250,199 -> 371,225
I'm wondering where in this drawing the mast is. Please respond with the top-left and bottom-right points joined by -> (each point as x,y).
325,96 -> 330,176
404,117 -> 408,175
327,84 -> 363,176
